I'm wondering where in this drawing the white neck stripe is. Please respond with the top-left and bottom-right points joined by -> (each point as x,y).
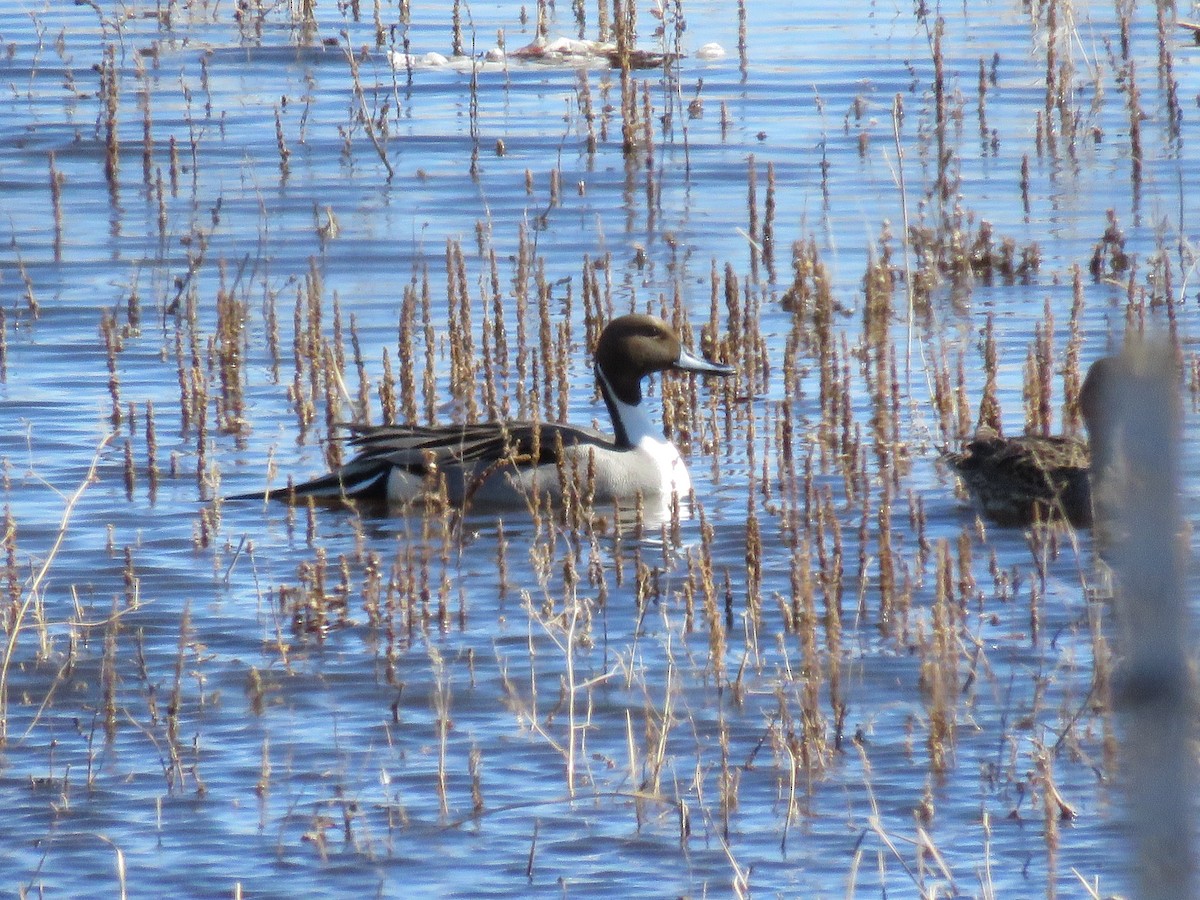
596,367 -> 690,496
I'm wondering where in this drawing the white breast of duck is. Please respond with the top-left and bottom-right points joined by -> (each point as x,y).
594,368 -> 691,500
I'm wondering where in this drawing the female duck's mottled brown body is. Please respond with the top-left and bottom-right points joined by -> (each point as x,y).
944,430 -> 1091,526
944,356 -> 1117,528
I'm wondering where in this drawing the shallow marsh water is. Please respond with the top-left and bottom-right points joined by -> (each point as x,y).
0,0 -> 1198,896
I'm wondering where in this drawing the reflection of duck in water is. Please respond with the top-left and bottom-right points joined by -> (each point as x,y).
230,315 -> 734,514
944,356 -> 1119,528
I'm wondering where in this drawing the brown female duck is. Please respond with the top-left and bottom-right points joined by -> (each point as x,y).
944,356 -> 1118,527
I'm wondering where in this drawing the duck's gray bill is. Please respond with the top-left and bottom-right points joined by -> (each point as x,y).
674,347 -> 735,376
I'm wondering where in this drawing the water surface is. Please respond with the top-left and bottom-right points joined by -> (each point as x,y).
0,0 -> 1196,896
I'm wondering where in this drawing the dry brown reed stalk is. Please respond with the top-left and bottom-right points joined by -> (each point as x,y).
1156,3 -> 1183,148
468,741 -> 484,818
167,134 -> 180,196
48,152 -> 65,262
427,646 -> 452,817
100,597 -> 120,739
122,439 -> 136,501
1123,58 -> 1143,195
509,536 -> 614,798
341,39 -> 394,180
947,350 -> 969,443
1089,209 -> 1129,282
419,270 -> 440,424
692,508 -> 725,686
920,539 -> 959,775
847,740 -> 957,896
347,314 -> 370,424
99,43 -> 120,204
784,545 -> 830,785
259,280 -> 282,383
0,309 -> 7,383
394,281 -> 418,423
925,15 -> 952,203
639,622 -> 682,798
101,311 -> 123,427
93,835 -> 127,900
3,508 -> 17,626
360,548 -> 384,630
1041,0 -> 1060,159
976,57 -> 990,152
377,346 -> 398,424
273,104 -> 290,181
1036,746 -> 1062,897
290,261 -> 321,439
447,240 -> 481,418
1020,154 -> 1032,223
172,326 -> 192,436
137,54 -> 154,194
215,276 -> 248,440
193,358 -> 211,497
876,496 -> 896,633
714,710 -> 738,845
0,433 -> 112,745
1021,299 -> 1054,435
524,819 -> 538,881
821,506 -> 847,743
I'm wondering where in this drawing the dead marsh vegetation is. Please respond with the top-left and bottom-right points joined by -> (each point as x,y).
0,0 -> 1197,895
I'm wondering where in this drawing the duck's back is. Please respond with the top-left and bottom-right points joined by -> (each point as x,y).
945,432 -> 1092,527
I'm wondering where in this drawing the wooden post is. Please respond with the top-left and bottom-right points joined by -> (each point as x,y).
1105,342 -> 1195,899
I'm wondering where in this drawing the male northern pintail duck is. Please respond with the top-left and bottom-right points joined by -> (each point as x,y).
943,356 -> 1118,527
231,314 -> 734,511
